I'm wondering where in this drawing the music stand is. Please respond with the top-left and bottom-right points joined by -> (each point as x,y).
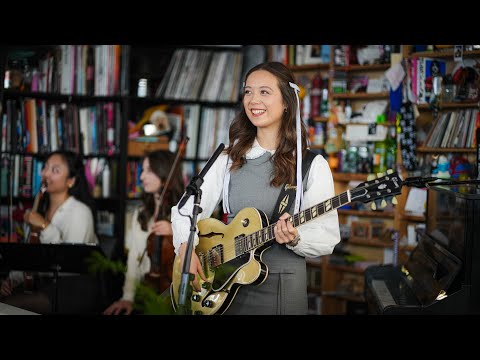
0,243 -> 105,313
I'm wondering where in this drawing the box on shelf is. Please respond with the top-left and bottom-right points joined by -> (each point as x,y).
127,136 -> 169,157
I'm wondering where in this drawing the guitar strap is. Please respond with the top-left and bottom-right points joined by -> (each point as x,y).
270,149 -> 317,223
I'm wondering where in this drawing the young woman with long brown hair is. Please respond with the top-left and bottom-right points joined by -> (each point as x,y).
171,62 -> 341,315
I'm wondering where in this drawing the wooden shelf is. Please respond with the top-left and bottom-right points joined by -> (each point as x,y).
339,123 -> 387,127
400,244 -> 417,252
327,264 -> 366,274
322,291 -> 365,303
128,96 -> 240,108
3,89 -> 124,102
312,116 -> 329,122
306,259 -> 323,268
2,90 -> 241,108
417,102 -> 479,110
288,63 -> 329,72
333,63 -> 390,72
310,144 -> 324,150
400,213 -> 426,222
348,238 -> 392,248
333,172 -> 368,182
338,209 -> 394,218
416,147 -> 476,153
332,92 -> 390,100
307,287 -> 323,295
408,49 -> 480,59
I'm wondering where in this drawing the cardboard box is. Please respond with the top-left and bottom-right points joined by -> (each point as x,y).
127,137 -> 169,157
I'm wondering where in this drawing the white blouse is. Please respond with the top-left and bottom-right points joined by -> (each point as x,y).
8,196 -> 97,286
40,196 -> 98,245
121,208 -> 152,302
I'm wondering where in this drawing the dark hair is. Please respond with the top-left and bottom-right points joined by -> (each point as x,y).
226,61 -> 308,186
138,150 -> 184,231
39,150 -> 96,220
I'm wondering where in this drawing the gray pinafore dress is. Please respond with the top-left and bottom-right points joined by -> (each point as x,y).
223,152 -> 308,315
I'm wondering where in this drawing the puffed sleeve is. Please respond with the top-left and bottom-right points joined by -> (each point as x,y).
286,154 -> 341,258
171,153 -> 229,254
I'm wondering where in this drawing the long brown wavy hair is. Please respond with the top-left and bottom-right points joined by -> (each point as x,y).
137,150 -> 184,231
226,62 -> 308,187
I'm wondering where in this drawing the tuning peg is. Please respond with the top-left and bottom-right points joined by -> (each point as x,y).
391,196 -> 398,205
381,199 -> 387,208
371,202 -> 377,210
367,174 -> 376,181
386,169 -> 394,175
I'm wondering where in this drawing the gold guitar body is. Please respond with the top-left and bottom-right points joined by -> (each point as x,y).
170,207 -> 270,315
169,170 -> 403,314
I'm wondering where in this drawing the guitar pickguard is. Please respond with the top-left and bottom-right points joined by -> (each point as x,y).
211,253 -> 251,291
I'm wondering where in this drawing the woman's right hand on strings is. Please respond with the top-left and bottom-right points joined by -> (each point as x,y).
103,300 -> 133,315
179,242 -> 206,292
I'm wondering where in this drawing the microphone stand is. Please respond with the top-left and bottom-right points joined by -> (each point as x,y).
176,143 -> 225,315
403,176 -> 480,188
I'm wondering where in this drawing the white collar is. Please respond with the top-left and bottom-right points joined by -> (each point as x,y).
245,138 -> 276,159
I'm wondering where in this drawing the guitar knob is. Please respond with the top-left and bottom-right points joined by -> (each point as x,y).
192,294 -> 201,302
203,300 -> 214,308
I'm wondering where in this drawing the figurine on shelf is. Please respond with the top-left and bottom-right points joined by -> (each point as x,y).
432,155 -> 451,179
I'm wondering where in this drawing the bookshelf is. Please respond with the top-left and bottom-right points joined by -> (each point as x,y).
0,44 -> 252,305
391,45 -> 480,262
124,45 -> 245,204
0,45 -> 249,260
270,45 -> 414,314
0,46 -> 129,261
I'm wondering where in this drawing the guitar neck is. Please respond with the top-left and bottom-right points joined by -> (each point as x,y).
236,190 -> 352,256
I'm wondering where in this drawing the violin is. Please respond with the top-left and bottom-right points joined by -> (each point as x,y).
142,202 -> 176,294
141,138 -> 188,294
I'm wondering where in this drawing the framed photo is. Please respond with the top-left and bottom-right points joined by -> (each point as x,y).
304,45 -> 326,65
350,221 -> 370,241
370,223 -> 385,241
454,45 -> 463,62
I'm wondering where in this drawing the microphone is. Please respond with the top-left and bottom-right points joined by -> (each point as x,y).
177,143 -> 225,210
403,176 -> 439,188
403,176 -> 480,188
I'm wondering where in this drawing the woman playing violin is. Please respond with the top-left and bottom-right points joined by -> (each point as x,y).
0,150 -> 98,314
103,150 -> 184,315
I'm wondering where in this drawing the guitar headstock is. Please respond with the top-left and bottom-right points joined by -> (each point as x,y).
350,170 -> 403,207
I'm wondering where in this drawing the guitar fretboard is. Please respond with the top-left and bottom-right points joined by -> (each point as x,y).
234,191 -> 351,256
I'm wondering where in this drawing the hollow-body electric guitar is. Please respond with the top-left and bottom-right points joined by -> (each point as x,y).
170,171 -> 403,315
